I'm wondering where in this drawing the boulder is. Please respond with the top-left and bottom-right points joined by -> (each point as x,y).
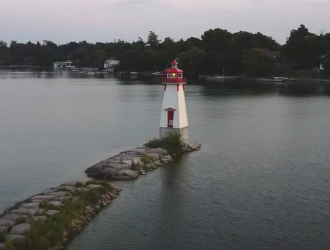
0,219 -> 16,227
85,162 -> 104,178
101,167 -> 118,178
31,216 -> 47,221
137,161 -> 145,168
0,226 -> 8,232
31,195 -> 55,201
49,201 -> 63,207
11,208 -> 39,216
2,214 -> 27,222
116,171 -> 124,176
114,176 -> 132,181
10,223 -> 30,235
146,153 -> 160,161
57,186 -> 75,191
53,196 -> 73,202
144,163 -> 155,169
6,235 -> 25,242
46,192 -> 69,197
47,210 -> 60,216
87,184 -> 103,189
20,203 -> 40,209
72,219 -> 82,225
123,170 -> 139,179
42,187 -> 58,194
61,181 -> 80,187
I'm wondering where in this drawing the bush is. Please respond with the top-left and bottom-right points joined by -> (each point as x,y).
75,182 -> 84,188
131,161 -> 138,171
141,153 -> 150,164
16,216 -> 28,224
145,131 -> 183,156
0,230 -> 6,243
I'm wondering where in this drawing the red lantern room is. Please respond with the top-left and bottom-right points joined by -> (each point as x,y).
162,60 -> 187,84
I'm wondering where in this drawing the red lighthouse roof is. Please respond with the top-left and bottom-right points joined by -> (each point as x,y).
171,60 -> 178,65
166,60 -> 183,73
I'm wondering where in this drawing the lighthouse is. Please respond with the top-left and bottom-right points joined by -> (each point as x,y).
159,60 -> 189,141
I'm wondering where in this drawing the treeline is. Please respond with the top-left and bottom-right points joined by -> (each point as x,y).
0,24 -> 330,78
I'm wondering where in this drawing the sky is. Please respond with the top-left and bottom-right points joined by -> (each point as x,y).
0,0 -> 329,45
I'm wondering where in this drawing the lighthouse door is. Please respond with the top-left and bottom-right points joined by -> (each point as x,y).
167,110 -> 174,128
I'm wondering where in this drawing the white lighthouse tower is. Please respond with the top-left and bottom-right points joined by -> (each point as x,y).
159,60 -> 189,141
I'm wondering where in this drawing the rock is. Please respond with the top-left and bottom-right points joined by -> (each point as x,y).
20,203 -> 40,209
47,210 -> 60,216
109,193 -> 118,199
116,170 -> 124,176
2,214 -> 28,222
85,162 -> 104,178
137,161 -> 145,168
49,201 -> 63,207
31,195 -> 55,200
11,208 -> 39,216
139,169 -> 146,175
31,216 -> 47,221
144,163 -> 155,169
87,184 -> 103,189
0,243 -> 5,250
102,167 -> 118,178
0,219 -> 16,227
72,219 -> 82,225
53,196 -> 73,202
43,187 -> 57,193
0,226 -> 8,232
57,186 -> 76,191
61,181 -> 80,187
6,235 -> 25,242
154,161 -> 162,166
10,223 -> 30,235
46,192 -> 69,197
123,170 -> 139,179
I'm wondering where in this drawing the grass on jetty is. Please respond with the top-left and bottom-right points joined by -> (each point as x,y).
4,180 -> 114,250
0,230 -> 6,243
145,131 -> 183,156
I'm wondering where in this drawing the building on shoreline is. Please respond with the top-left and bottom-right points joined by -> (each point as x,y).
104,58 -> 120,72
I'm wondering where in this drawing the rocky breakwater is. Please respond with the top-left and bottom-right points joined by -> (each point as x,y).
85,147 -> 174,180
0,180 -> 121,250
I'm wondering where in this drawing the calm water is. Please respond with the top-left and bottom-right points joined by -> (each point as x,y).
1,70 -> 330,250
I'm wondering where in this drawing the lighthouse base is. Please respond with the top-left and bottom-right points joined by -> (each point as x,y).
159,127 -> 189,141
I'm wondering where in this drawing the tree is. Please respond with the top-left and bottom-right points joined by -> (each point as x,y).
179,47 -> 206,78
147,31 -> 160,49
322,51 -> 330,73
242,48 -> 271,77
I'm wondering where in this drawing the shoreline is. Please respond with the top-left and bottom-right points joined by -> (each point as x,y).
0,142 -> 201,250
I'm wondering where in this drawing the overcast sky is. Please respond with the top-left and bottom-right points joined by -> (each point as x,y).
0,0 -> 329,45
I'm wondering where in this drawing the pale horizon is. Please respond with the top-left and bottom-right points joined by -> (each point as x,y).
1,0 -> 329,45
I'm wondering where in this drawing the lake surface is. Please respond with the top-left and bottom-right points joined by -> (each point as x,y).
1,70 -> 330,250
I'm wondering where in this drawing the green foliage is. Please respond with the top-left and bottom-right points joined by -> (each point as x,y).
131,161 -> 138,171
322,50 -> 330,73
3,181 -> 113,250
242,48 -> 272,77
75,182 -> 84,188
16,216 -> 28,224
0,229 -> 6,243
145,131 -> 183,156
141,153 -> 151,164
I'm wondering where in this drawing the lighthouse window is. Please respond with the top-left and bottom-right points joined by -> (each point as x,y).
178,73 -> 182,78
167,73 -> 177,78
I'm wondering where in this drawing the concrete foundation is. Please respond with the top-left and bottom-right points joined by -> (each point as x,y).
159,127 -> 189,141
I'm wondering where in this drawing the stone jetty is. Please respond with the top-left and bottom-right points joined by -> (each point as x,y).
0,142 -> 201,250
85,142 -> 201,180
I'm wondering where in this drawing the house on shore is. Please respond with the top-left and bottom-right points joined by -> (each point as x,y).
104,58 -> 120,72
259,49 -> 282,71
